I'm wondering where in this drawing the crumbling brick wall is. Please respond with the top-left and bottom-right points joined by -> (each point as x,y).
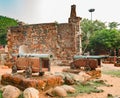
57,23 -> 76,62
7,23 -> 58,54
7,23 -> 77,65
7,5 -> 82,65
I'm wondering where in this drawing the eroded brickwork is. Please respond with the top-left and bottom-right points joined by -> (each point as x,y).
7,5 -> 82,65
8,23 -> 58,54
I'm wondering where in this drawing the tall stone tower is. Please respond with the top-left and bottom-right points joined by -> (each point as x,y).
68,4 -> 82,55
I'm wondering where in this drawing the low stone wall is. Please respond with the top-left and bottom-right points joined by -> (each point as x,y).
1,74 -> 63,91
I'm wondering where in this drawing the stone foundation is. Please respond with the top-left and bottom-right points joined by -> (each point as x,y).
1,73 -> 63,91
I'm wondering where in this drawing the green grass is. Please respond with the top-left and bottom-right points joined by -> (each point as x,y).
0,90 -> 2,98
67,80 -> 105,97
102,70 -> 120,78
18,93 -> 23,98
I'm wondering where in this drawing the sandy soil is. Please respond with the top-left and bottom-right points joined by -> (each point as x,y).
0,64 -> 120,98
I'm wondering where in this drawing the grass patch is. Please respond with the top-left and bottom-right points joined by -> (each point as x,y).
102,70 -> 120,78
18,93 -> 23,98
0,90 -> 2,98
67,80 -> 105,97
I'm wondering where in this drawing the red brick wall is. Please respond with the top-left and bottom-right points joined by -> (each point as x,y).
7,23 -> 77,65
8,23 -> 58,53
7,5 -> 82,66
57,23 -> 76,60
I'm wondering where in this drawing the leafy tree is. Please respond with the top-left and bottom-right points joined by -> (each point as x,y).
0,33 -> 7,45
108,22 -> 120,29
89,29 -> 120,54
0,16 -> 18,45
81,18 -> 106,53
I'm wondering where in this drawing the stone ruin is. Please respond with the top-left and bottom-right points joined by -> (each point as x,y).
7,4 -> 82,66
1,5 -> 102,95
1,4 -> 82,92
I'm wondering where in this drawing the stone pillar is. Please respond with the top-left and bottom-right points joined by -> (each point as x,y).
68,5 -> 82,55
70,4 -> 76,18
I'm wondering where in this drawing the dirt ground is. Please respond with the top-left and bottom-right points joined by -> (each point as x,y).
0,63 -> 120,98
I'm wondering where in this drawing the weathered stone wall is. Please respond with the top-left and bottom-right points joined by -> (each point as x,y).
7,23 -> 76,65
8,23 -> 58,54
57,23 -> 76,64
7,5 -> 82,66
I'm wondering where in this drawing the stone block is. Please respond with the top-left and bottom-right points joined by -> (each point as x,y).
1,74 -> 63,91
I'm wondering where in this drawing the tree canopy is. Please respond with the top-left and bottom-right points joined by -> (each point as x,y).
0,16 -> 18,45
81,18 -> 106,53
108,22 -> 120,29
81,18 -> 120,55
89,29 -> 120,50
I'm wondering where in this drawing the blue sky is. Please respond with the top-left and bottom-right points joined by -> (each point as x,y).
0,0 -> 120,24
